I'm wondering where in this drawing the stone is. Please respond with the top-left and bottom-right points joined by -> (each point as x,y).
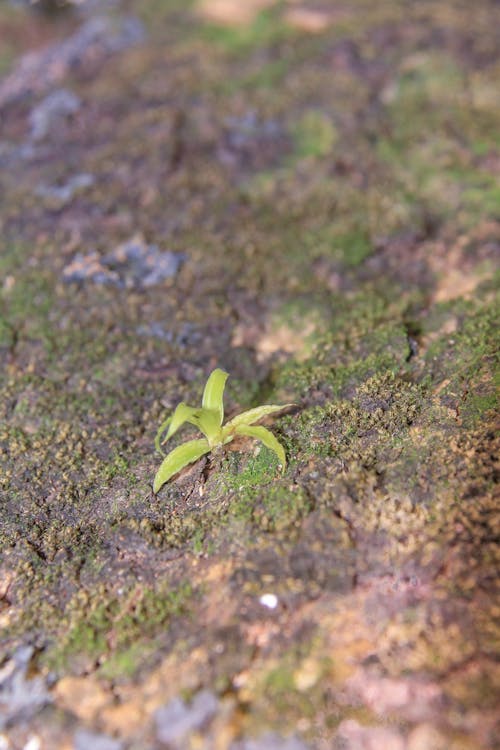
62,236 -> 185,289
35,173 -> 94,206
218,112 -> 287,171
154,690 -> 218,747
406,724 -> 448,750
231,733 -> 310,750
334,720 -> 405,750
53,675 -> 111,723
29,89 -> 81,142
0,16 -> 145,108
73,729 -> 123,750
0,647 -> 51,730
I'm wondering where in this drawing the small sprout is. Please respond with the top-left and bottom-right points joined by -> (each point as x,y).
153,369 -> 292,492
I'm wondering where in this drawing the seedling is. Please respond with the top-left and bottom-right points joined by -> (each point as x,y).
153,369 -> 292,492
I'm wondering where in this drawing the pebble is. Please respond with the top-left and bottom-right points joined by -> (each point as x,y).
62,236 -> 185,288
334,719 -> 405,750
29,89 -> 81,142
0,646 -> 51,730
154,690 -> 218,747
0,16 -> 145,108
231,733 -> 310,750
136,322 -> 174,342
136,322 -> 203,348
218,112 -> 287,170
73,730 -> 123,750
406,724 -> 447,750
35,173 -> 94,206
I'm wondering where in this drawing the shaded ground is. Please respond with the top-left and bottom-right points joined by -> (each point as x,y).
0,1 -> 499,748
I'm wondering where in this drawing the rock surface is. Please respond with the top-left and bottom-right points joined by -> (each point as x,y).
154,690 -> 219,747
0,1 -> 498,749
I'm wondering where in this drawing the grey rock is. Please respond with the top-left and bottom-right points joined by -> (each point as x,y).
218,112 -> 287,171
175,323 -> 203,348
334,720 -> 405,750
62,250 -> 117,286
135,322 -> 202,347
103,237 -> 185,288
136,322 -> 174,342
0,141 -> 37,166
9,0 -> 72,8
154,690 -> 218,747
0,646 -> 51,729
225,112 -> 282,146
0,16 -> 146,109
12,0 -> 83,10
73,729 -> 123,750
62,236 -> 185,289
29,88 -> 81,141
231,734 -> 310,750
35,173 -> 94,206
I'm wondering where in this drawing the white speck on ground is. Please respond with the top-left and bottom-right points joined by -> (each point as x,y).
259,593 -> 278,609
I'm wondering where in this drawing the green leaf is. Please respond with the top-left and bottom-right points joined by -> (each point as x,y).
153,438 -> 210,493
202,369 -> 228,426
197,408 -> 223,446
234,425 -> 287,470
223,404 -> 293,433
155,416 -> 172,456
165,402 -> 203,442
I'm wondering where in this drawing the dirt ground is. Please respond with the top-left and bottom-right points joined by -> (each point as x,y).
0,1 -> 498,749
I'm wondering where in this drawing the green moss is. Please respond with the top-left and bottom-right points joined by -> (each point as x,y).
258,484 -> 312,532
337,229 -> 372,267
127,507 -> 215,551
47,581 -> 194,675
213,448 -> 310,533
424,297 -> 498,381
60,601 -> 110,661
99,642 -> 157,680
102,452 -> 136,482
265,662 -> 296,694
255,651 -> 332,729
237,58 -> 289,91
293,110 -> 338,159
201,7 -> 293,56
280,371 -> 425,469
136,0 -> 196,31
460,388 -> 499,427
223,448 -> 281,491
0,255 -> 55,348
276,342 -> 408,407
301,221 -> 373,271
0,5 -> 23,76
383,52 -> 467,149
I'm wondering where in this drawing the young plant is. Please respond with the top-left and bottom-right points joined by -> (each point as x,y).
153,369 -> 292,493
